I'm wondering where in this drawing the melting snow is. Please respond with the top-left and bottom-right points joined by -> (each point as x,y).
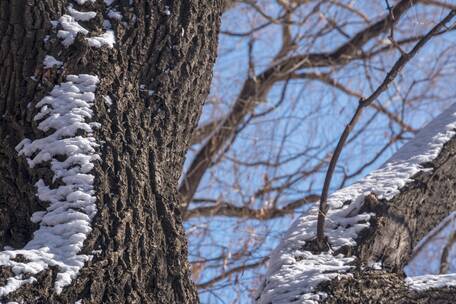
75,0 -> 96,4
257,103 -> 456,303
68,5 -> 97,21
102,95 -> 112,107
56,8 -> 115,49
57,15 -> 89,47
50,20 -> 59,28
406,273 -> 456,291
103,95 -> 112,113
0,75 -> 100,296
107,9 -> 122,21
86,30 -> 115,48
43,55 -> 63,69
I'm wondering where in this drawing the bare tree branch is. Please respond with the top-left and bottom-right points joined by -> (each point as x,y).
179,0 -> 418,210
185,195 -> 319,220
316,9 -> 456,247
197,257 -> 268,289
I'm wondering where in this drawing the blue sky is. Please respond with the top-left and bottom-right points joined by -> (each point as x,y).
183,2 -> 456,303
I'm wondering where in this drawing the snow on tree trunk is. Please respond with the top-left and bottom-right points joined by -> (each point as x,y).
257,105 -> 456,304
0,0 -> 222,303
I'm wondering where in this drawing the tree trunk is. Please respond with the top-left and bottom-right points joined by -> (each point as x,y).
320,134 -> 456,303
0,1 -> 222,303
257,109 -> 456,304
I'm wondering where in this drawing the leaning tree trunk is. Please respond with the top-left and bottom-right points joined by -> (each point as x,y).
0,1 -> 222,303
257,107 -> 456,304
319,134 -> 456,303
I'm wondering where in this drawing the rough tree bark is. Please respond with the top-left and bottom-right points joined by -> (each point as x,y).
0,0 -> 222,303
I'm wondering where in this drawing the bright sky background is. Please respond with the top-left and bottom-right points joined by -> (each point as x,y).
183,2 -> 456,303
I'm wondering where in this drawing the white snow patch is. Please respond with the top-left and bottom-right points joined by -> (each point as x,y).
86,30 -> 115,48
103,95 -> 112,110
257,103 -> 456,304
104,0 -> 115,5
50,20 -> 59,28
68,5 -> 97,21
57,15 -> 89,47
43,55 -> 63,69
57,13 -> 115,49
107,9 -> 122,21
75,0 -> 96,4
406,273 -> 456,291
0,74 -> 100,296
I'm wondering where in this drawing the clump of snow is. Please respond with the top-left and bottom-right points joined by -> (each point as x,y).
56,9 -> 115,49
406,273 -> 456,291
57,15 -> 89,47
0,75 -> 100,296
104,0 -> 114,5
257,103 -> 456,304
107,9 -> 122,21
57,15 -> 115,48
68,5 -> 97,21
43,55 -> 63,69
103,95 -> 112,112
86,30 -> 115,48
75,0 -> 96,4
102,95 -> 112,107
50,20 -> 59,28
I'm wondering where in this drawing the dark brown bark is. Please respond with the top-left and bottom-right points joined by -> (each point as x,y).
0,0 -> 222,303
322,271 -> 456,304
317,135 -> 456,303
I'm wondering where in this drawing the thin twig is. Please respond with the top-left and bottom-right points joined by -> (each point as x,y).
196,257 -> 268,289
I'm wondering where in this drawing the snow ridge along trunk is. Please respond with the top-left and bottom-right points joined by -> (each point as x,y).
0,1 -> 222,303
